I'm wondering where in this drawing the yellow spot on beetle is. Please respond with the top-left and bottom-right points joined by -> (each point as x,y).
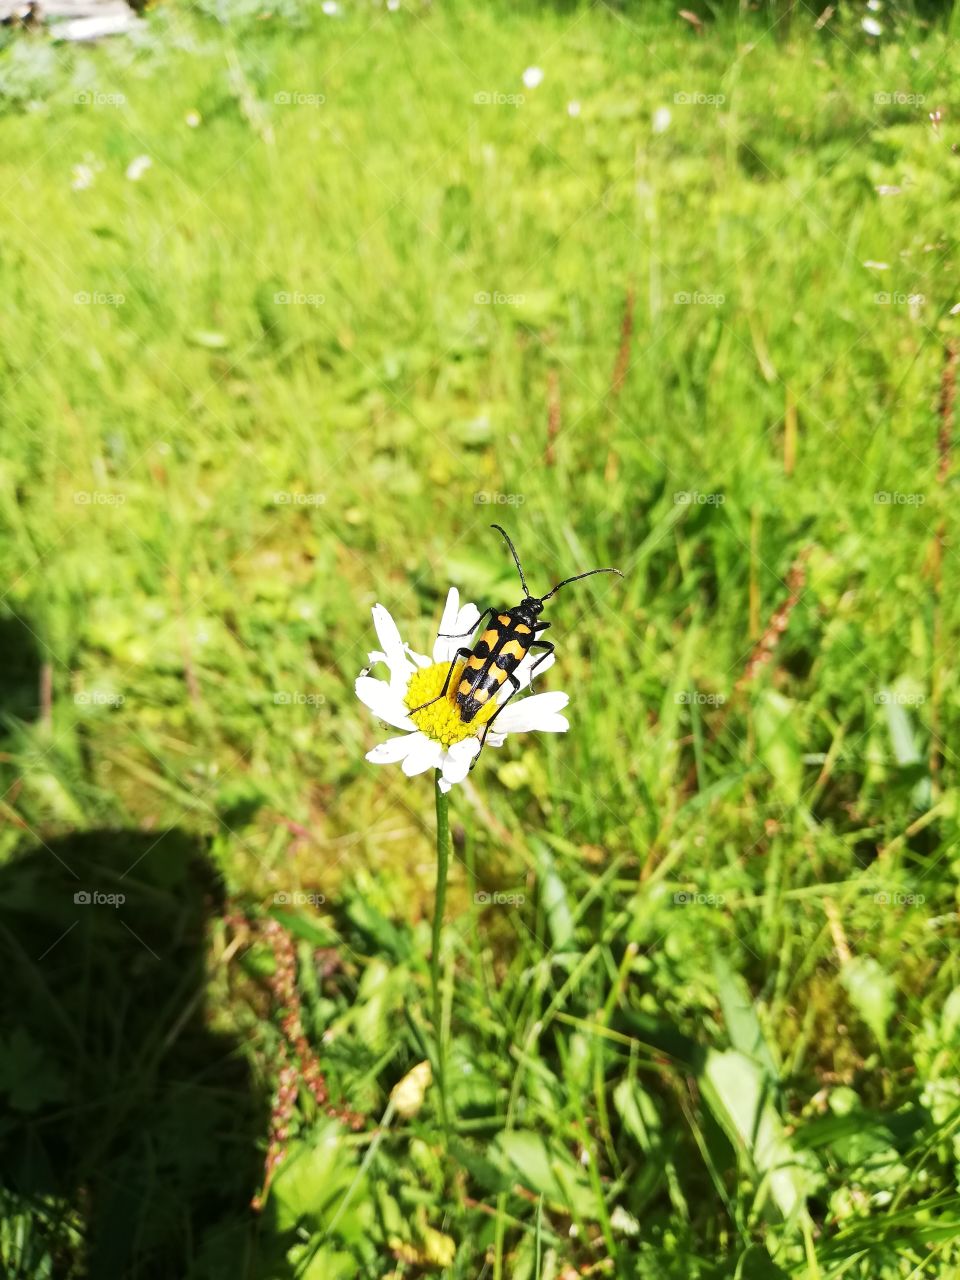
497,614 -> 511,626
500,638 -> 525,660
515,623 -> 531,635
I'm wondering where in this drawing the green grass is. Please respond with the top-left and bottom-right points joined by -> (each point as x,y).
2,0 -> 960,1275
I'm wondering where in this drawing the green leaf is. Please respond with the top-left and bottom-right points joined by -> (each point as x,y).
942,987 -> 960,1041
840,956 -> 896,1047
699,1048 -> 820,1222
752,690 -> 803,805
713,955 -> 780,1078
0,1028 -> 66,1113
269,1123 -> 365,1238
531,838 -> 574,950
490,1130 -> 596,1219
612,1078 -> 662,1154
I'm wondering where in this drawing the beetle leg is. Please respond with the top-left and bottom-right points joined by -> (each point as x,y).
407,647 -> 474,713
525,641 -> 555,696
470,670 -> 523,767
437,606 -> 495,639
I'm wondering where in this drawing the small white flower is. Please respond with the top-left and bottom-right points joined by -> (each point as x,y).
322,0 -> 340,13
652,106 -> 672,134
567,100 -> 581,118
522,66 -> 544,90
862,16 -> 883,35
71,161 -> 98,191
356,587 -> 568,792
126,154 -> 152,182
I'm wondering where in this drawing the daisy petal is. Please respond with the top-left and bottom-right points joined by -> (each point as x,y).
513,649 -> 556,695
401,734 -> 444,776
436,587 -> 460,638
367,649 -> 389,668
366,733 -> 418,764
440,737 -> 481,786
494,690 -> 570,735
406,645 -> 432,668
432,586 -> 471,660
454,601 -> 481,638
355,675 -> 416,730
372,603 -> 415,679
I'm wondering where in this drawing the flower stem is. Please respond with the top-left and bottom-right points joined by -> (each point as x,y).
431,771 -> 451,1131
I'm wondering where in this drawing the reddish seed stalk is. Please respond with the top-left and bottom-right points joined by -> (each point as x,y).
609,285 -> 635,400
931,340 -> 957,786
735,547 -> 811,694
936,340 -> 957,486
248,915 -> 364,1211
545,368 -> 561,467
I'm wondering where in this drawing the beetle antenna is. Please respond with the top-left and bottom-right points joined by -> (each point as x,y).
541,566 -> 623,602
490,524 -> 531,597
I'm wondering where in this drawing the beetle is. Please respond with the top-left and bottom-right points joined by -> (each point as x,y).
410,524 -> 622,759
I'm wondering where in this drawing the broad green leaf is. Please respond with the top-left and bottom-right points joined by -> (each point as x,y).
700,1048 -> 820,1221
840,956 -> 896,1047
531,838 -> 574,950
0,1029 -> 66,1113
269,1124 -> 364,1238
490,1130 -> 596,1219
612,1078 -> 662,1154
753,690 -> 802,805
714,955 -> 779,1078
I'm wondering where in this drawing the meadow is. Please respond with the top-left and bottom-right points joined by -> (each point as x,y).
1,0 -> 960,1275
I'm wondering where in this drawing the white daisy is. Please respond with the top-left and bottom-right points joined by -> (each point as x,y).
356,587 -> 569,792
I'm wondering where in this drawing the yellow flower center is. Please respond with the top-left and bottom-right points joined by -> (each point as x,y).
404,661 -> 499,748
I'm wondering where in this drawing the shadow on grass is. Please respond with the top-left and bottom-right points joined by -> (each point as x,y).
0,615 -> 267,1278
0,830 -> 267,1279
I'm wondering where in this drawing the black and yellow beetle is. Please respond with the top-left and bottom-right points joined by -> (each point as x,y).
411,525 -> 622,758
